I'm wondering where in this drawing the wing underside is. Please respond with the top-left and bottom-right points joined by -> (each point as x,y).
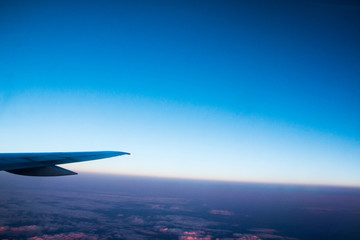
6,166 -> 78,176
0,151 -> 130,177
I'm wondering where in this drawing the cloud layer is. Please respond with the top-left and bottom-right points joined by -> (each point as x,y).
1,174 -> 359,239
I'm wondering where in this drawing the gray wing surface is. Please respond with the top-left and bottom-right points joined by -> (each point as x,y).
0,151 -> 130,177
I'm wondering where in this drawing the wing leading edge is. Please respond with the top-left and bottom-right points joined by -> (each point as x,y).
0,151 -> 130,177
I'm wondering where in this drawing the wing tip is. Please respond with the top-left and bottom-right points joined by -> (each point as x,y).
113,151 -> 131,156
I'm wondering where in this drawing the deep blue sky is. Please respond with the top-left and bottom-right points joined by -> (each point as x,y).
0,0 -> 359,186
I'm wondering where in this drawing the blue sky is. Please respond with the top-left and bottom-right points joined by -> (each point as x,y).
0,0 -> 359,186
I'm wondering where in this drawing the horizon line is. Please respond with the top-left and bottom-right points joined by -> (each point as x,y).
78,171 -> 360,189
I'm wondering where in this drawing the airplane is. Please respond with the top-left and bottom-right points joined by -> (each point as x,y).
0,151 -> 130,177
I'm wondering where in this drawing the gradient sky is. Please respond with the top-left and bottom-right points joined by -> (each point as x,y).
0,0 -> 359,186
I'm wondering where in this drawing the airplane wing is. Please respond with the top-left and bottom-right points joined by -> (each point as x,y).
0,151 -> 130,177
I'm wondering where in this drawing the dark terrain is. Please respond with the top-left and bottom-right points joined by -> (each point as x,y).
1,173 -> 359,239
